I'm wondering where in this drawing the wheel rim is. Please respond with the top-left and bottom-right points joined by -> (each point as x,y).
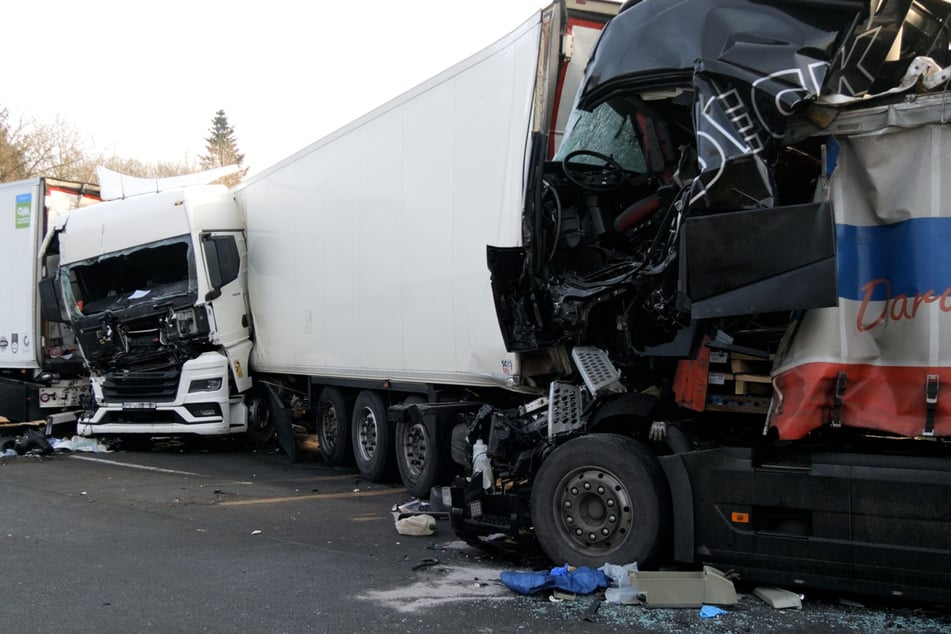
321,405 -> 339,452
356,406 -> 378,462
400,422 -> 428,478
248,397 -> 270,433
554,465 -> 633,556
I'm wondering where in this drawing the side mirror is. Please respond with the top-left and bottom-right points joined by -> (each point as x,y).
203,234 -> 240,298
38,277 -> 67,323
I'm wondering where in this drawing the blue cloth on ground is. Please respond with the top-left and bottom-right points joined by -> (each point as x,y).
699,605 -> 728,619
499,566 -> 610,595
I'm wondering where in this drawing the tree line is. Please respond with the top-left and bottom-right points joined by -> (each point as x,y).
0,107 -> 246,187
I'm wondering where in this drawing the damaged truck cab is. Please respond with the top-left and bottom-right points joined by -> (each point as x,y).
453,0 -> 951,603
44,185 -> 255,437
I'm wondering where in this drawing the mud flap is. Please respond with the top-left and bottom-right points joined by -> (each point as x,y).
265,383 -> 297,463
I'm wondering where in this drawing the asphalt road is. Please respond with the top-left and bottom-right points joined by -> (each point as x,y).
1,437 -> 949,633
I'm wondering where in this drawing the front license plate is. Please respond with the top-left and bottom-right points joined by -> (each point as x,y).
122,402 -> 157,410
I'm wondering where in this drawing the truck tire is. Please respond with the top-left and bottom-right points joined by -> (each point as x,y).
316,387 -> 352,466
395,396 -> 444,498
245,388 -> 276,446
530,434 -> 670,569
351,390 -> 394,482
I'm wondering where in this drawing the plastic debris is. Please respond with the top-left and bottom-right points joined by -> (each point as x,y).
600,561 -> 639,587
395,514 -> 436,536
392,498 -> 449,523
700,605 -> 728,619
49,436 -> 113,453
754,586 -> 803,609
605,586 -> 643,604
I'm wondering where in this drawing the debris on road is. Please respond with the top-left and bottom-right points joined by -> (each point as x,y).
395,514 -> 437,536
411,557 -> 440,571
0,430 -> 112,458
699,605 -> 728,619
754,585 -> 804,609
499,565 -> 609,596
49,436 -> 112,453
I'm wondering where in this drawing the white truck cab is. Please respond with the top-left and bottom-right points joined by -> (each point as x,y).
46,185 -> 254,437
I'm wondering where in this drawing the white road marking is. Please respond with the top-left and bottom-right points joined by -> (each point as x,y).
68,454 -> 206,477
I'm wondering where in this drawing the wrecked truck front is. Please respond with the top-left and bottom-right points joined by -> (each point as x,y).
52,187 -> 253,437
490,0 -> 929,359
471,0 -> 951,541
492,0 -> 951,365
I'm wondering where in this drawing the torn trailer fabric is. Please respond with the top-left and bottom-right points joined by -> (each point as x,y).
769,116 -> 951,440
499,567 -> 610,596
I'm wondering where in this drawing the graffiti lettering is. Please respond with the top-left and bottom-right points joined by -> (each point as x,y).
857,278 -> 951,332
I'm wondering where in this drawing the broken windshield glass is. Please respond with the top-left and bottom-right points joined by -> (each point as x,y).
555,101 -> 647,173
61,236 -> 198,318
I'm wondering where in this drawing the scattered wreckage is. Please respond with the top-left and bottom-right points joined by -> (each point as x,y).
20,0 -> 951,605
450,0 -> 951,605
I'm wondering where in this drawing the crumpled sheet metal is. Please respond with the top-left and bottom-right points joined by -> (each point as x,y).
577,0 -> 949,202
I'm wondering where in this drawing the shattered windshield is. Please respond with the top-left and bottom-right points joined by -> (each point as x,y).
61,236 -> 198,318
554,100 -> 646,173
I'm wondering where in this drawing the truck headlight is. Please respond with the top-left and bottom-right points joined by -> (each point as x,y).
188,378 -> 223,393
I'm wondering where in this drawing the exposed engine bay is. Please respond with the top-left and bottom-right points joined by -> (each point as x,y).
59,236 -> 213,376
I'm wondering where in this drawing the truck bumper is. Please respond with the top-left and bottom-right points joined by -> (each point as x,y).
449,479 -> 527,546
77,352 -> 247,437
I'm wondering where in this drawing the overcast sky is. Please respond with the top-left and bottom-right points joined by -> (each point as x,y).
4,1 -> 560,175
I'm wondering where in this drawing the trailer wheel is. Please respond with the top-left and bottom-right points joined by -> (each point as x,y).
316,387 -> 352,466
351,390 -> 394,482
395,396 -> 443,498
530,434 -> 669,569
245,389 -> 276,446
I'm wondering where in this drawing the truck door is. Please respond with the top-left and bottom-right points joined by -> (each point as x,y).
200,232 -> 252,382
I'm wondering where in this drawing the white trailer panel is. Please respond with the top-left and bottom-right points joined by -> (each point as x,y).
236,14 -> 546,388
0,180 -> 44,369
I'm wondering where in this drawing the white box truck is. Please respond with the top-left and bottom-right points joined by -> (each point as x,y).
0,178 -> 98,423
40,0 -> 951,603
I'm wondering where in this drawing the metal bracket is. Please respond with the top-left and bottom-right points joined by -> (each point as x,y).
547,381 -> 585,438
571,346 -> 625,397
923,374 -> 939,437
831,371 -> 847,428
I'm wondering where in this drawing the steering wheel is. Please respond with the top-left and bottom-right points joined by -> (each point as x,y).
561,149 -> 626,191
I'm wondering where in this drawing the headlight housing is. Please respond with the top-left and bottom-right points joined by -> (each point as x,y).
188,378 -> 223,393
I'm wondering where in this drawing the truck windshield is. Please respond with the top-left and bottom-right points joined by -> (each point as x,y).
554,100 -> 647,173
61,236 -> 198,318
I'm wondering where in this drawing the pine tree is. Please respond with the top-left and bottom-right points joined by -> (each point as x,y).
200,109 -> 247,186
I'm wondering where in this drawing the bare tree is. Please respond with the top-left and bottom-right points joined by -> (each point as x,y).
0,108 -> 29,182
0,105 -> 200,184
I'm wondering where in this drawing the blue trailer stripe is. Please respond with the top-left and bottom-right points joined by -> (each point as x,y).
837,218 -> 951,301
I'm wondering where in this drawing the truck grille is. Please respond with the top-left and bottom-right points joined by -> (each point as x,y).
102,370 -> 180,402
